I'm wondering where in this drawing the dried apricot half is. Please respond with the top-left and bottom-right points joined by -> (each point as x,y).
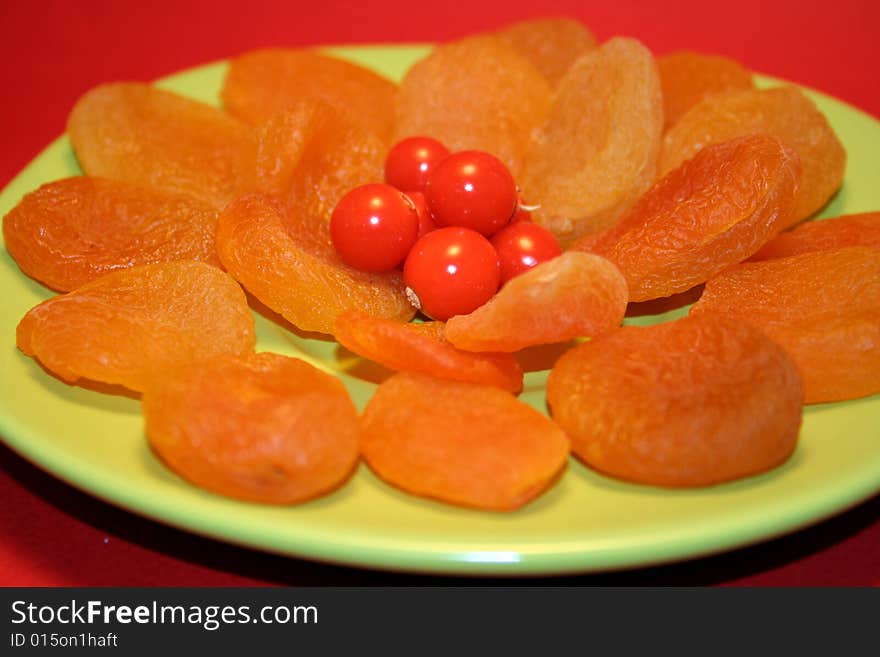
333,310 -> 523,393
3,176 -> 220,292
750,212 -> 880,260
659,86 -> 846,226
143,352 -> 359,504
690,246 -> 880,404
574,135 -> 800,301
496,17 -> 597,87
546,314 -> 803,487
67,82 -> 257,209
520,37 -> 664,243
16,261 -> 255,392
360,372 -> 570,511
445,252 -> 627,353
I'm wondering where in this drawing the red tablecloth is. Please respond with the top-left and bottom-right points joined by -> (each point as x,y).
2,0 -> 878,586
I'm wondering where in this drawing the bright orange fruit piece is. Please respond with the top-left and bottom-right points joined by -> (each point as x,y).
445,252 -> 627,353
360,372 -> 570,511
222,48 -> 398,142
573,135 -> 801,301
143,352 -> 359,504
657,51 -> 754,129
393,34 -> 551,177
690,246 -> 880,404
496,17 -> 597,86
750,211 -> 880,260
520,37 -> 663,244
68,82 -> 257,209
3,176 -> 220,292
547,315 -> 803,487
17,261 -> 255,392
333,310 -> 523,393
217,194 -> 414,335
659,86 -> 846,226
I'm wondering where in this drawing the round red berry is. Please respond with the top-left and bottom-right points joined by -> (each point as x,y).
330,183 -> 419,272
384,136 -> 450,192
406,191 -> 438,239
491,221 -> 562,284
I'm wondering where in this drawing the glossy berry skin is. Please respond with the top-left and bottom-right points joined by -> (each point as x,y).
330,183 -> 419,272
491,221 -> 562,284
406,191 -> 438,239
384,136 -> 450,192
403,227 -> 501,321
424,151 -> 518,237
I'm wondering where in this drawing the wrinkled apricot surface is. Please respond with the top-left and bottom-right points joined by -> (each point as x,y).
143,352 -> 359,504
217,195 -> 413,335
16,261 -> 255,392
67,82 -> 257,209
3,176 -> 220,292
574,135 -> 800,301
333,310 -> 523,393
547,315 -> 803,487
222,49 -> 398,142
496,17 -> 596,86
657,51 -> 754,129
520,37 -> 663,243
660,86 -> 846,226
445,252 -> 627,352
360,372 -> 570,511
393,34 -> 551,176
751,212 -> 880,260
690,246 -> 880,404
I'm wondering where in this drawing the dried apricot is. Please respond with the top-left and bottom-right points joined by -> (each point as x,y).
657,51 -> 754,129
445,252 -> 627,352
520,37 -> 663,243
333,310 -> 523,393
143,352 -> 359,504
360,372 -> 570,511
393,34 -> 551,177
222,48 -> 398,142
659,86 -> 846,226
217,194 -> 413,334
573,135 -> 801,301
67,82 -> 257,209
16,261 -> 255,392
3,176 -> 220,292
496,17 -> 596,86
690,246 -> 880,404
546,315 -> 803,487
750,212 -> 880,260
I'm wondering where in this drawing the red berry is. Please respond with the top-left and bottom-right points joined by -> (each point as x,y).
424,150 -> 518,237
403,227 -> 501,321
384,136 -> 450,192
330,183 -> 419,272
491,221 -> 562,284
406,191 -> 438,239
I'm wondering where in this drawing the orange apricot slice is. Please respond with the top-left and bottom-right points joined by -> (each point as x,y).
68,82 -> 257,209
393,34 -> 551,176
520,37 -> 663,243
445,252 -> 627,353
360,372 -> 570,511
573,135 -> 801,302
546,314 -> 803,487
217,194 -> 413,335
222,48 -> 398,142
657,51 -> 754,129
659,86 -> 846,226
16,261 -> 255,392
2,176 -> 220,292
496,17 -> 597,86
333,310 -> 523,393
690,246 -> 880,404
143,352 -> 359,504
750,211 -> 880,260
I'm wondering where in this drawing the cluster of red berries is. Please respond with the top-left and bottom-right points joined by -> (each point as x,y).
330,136 -> 561,321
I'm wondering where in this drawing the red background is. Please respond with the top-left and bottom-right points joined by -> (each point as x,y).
1,0 -> 878,586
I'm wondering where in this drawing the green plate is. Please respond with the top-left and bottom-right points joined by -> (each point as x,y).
1,45 -> 878,575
